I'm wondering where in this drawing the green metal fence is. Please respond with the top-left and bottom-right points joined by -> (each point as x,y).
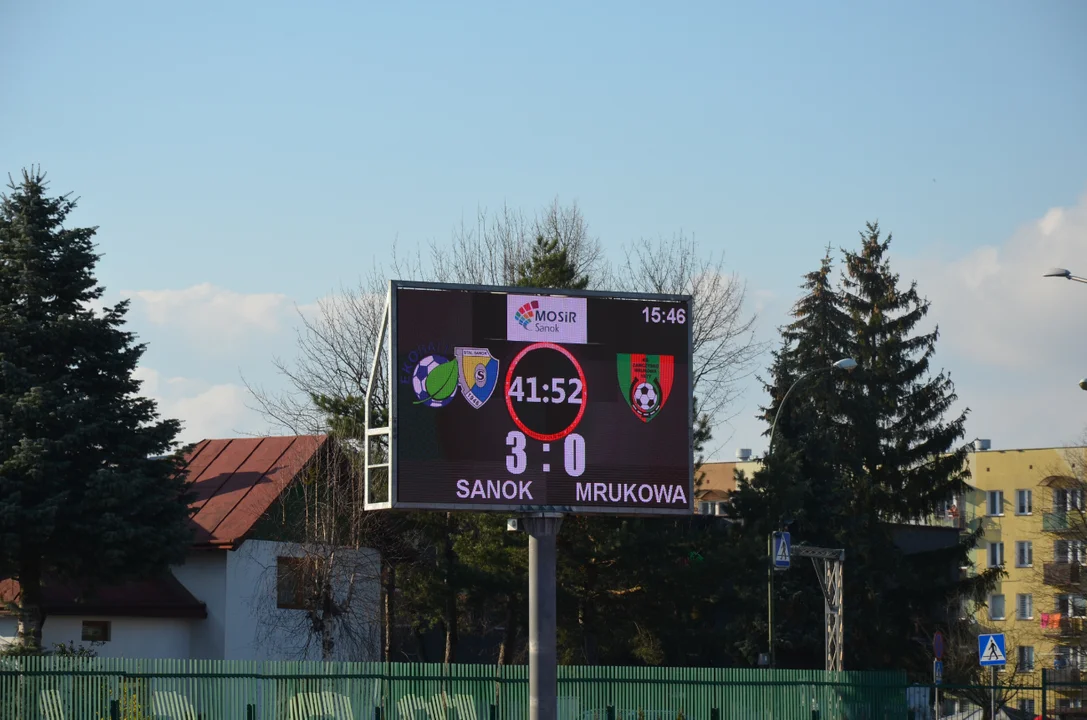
0,659 -> 910,720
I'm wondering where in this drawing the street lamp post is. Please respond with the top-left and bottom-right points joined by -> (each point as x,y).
766,357 -> 857,668
767,358 -> 858,458
1044,268 -> 1087,284
1044,271 -> 1087,391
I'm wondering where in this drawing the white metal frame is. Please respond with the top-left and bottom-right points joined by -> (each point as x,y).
792,545 -> 846,672
363,286 -> 393,510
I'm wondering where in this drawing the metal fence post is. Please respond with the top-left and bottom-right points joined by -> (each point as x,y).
109,700 -> 120,720
1041,668 -> 1047,718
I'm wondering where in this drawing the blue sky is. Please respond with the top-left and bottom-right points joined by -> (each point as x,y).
3,1 -> 1086,458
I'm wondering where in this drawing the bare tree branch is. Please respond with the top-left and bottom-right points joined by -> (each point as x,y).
242,201 -> 764,658
245,443 -> 384,660
425,199 -> 609,287
621,233 -> 765,427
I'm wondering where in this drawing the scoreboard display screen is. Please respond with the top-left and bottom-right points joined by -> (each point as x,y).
389,282 -> 692,515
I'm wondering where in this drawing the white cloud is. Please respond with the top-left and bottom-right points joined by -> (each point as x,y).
134,367 -> 269,445
716,190 -> 1087,460
906,189 -> 1087,449
122,283 -> 316,352
908,190 -> 1087,369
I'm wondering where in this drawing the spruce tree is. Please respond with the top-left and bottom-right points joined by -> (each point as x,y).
514,233 -> 590,289
832,223 -> 995,670
726,249 -> 856,667
838,222 -> 969,519
0,169 -> 193,650
730,229 -> 996,672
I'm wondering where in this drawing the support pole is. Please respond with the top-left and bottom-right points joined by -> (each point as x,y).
1042,668 -> 1047,718
933,658 -> 939,719
524,513 -> 563,720
990,666 -> 996,720
767,533 -> 774,668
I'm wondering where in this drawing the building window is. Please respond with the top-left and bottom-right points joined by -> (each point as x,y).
1056,646 -> 1087,670
1017,593 -> 1033,620
1058,594 -> 1087,618
1018,698 -> 1035,713
988,542 -> 1004,568
1016,541 -> 1033,567
81,620 -> 111,642
1017,646 -> 1034,672
276,556 -> 313,610
1016,489 -> 1032,515
1055,540 -> 1087,564
989,594 -> 1005,620
987,490 -> 1004,516
1055,488 -> 1085,512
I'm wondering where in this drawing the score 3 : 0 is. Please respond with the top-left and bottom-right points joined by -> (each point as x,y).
504,341 -> 587,442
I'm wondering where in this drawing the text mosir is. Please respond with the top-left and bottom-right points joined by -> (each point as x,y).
576,482 -> 688,505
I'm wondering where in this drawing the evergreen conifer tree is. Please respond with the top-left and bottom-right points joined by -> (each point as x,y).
727,249 -> 856,667
833,223 -> 995,669
838,222 -> 970,519
730,227 -> 997,672
514,233 -> 590,289
0,169 -> 193,650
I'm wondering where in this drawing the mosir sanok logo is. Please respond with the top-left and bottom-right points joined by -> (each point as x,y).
506,294 -> 587,345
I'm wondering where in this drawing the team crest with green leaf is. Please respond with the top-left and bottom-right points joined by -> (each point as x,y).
617,353 -> 674,422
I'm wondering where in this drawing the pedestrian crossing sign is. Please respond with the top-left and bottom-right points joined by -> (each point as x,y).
978,633 -> 1006,667
772,531 -> 791,570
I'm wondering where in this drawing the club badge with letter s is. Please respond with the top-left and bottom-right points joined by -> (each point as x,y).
455,347 -> 499,409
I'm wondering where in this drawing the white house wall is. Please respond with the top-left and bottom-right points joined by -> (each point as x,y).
225,539 -> 381,662
0,616 -> 191,658
171,548 -> 228,659
0,540 -> 380,661
0,617 -> 14,647
46,617 -> 192,658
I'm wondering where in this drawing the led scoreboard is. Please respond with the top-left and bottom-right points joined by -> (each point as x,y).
371,281 -> 693,515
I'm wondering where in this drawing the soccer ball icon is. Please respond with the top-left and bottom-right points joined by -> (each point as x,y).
412,354 -> 456,407
632,381 -> 659,415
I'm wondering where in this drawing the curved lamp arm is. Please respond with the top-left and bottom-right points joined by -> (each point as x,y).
1044,268 -> 1087,284
766,358 -> 857,458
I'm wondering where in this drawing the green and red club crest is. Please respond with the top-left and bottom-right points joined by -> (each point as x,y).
617,353 -> 674,422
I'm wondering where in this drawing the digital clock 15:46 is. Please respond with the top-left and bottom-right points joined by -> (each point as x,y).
642,305 -> 687,323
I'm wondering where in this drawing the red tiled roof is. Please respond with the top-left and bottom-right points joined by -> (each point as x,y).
0,436 -> 328,621
0,574 -> 207,619
183,435 -> 327,549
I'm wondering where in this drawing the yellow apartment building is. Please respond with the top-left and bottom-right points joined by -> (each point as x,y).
694,451 -> 760,516
695,442 -> 1087,708
955,442 -> 1087,713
